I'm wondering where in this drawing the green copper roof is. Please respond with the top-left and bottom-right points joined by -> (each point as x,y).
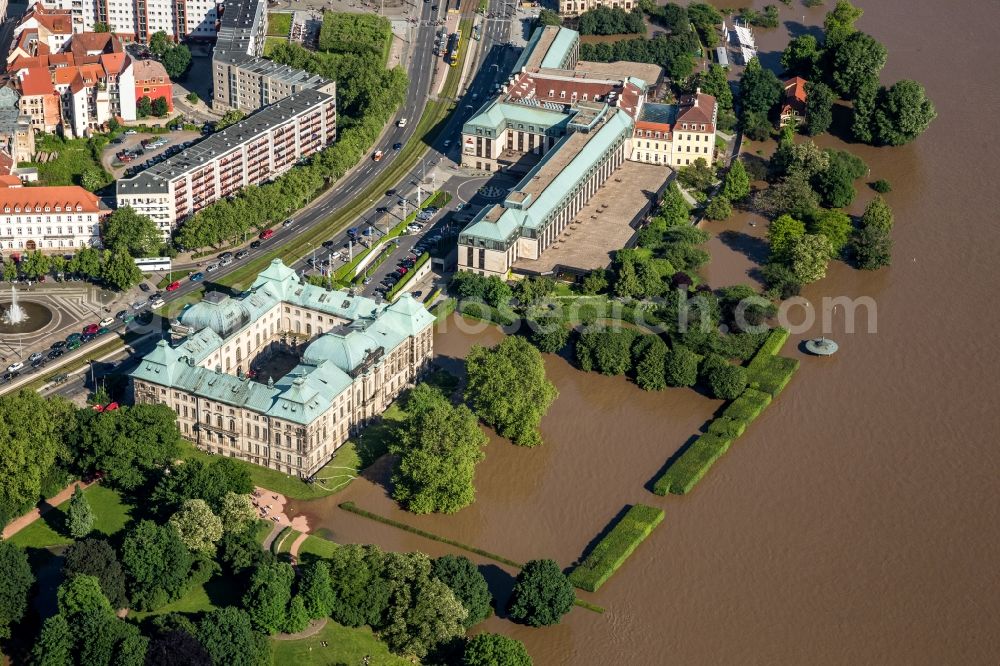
465,102 -> 569,134
540,28 -> 579,69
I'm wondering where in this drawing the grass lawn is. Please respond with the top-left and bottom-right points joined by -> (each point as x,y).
298,534 -> 337,560
267,11 -> 292,36
128,571 -> 243,620
263,36 -> 287,57
10,485 -> 134,549
271,620 -> 409,666
24,133 -> 110,188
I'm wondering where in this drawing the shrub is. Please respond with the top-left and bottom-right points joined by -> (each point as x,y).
722,388 -> 772,423
653,434 -> 732,495
870,179 -> 892,193
755,327 -> 790,357
747,355 -> 799,397
568,505 -> 664,592
708,365 -> 748,400
706,416 -> 746,440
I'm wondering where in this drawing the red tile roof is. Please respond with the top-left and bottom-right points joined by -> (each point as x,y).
0,175 -> 23,188
0,185 -> 102,212
130,58 -> 171,83
675,91 -> 717,127
18,67 -> 54,96
784,77 -> 808,104
100,52 -> 127,77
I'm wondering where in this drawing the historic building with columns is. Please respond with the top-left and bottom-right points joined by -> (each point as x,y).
130,259 -> 435,479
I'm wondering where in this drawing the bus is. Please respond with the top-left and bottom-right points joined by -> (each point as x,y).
447,31 -> 461,67
133,257 -> 172,273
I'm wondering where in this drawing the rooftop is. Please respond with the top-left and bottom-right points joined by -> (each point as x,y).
0,185 -> 102,212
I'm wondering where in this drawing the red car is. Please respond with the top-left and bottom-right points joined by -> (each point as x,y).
165,280 -> 181,292
259,229 -> 274,240
83,323 -> 99,335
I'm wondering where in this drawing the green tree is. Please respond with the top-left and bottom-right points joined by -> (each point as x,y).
283,595 -> 310,634
753,171 -> 820,220
664,344 -> 700,387
804,81 -> 835,136
761,262 -> 804,299
326,544 -> 390,627
633,335 -> 668,391
613,259 -> 641,299
871,179 -> 891,193
152,457 -> 253,515
102,206 -> 161,257
218,527 -> 271,574
32,613 -> 72,666
677,157 -> 715,193
390,384 -> 486,514
219,492 -> 257,532
71,404 -> 180,491
19,251 -> 50,279
149,31 -> 171,57
507,559 -> 574,627
780,34 -> 821,78
464,633 -> 533,666
742,109 -> 773,141
67,484 -> 94,538
0,391 -> 75,525
215,109 -> 245,130
823,0 -> 862,47
861,195 -> 895,232
80,167 -> 107,191
721,158 -> 750,203
708,365 -> 748,400
2,261 -> 16,282
299,560 -> 335,619
137,96 -> 153,118
740,57 -> 783,118
807,209 -> 853,258
53,574 -> 147,666
580,269 -> 608,294
790,234 -> 833,283
243,561 -> 294,634
101,250 -> 143,291
658,181 -> 690,227
718,285 -> 776,332
169,499 -> 223,554
145,628 -> 211,666
830,32 -> 886,99
536,8 -> 561,26
576,328 -> 636,376
687,3 -> 722,47
813,159 -> 857,208
161,43 -> 192,79
62,537 -> 128,609
871,80 -> 937,146
93,21 -> 111,32
527,315 -> 570,354
432,555 -> 492,628
0,539 -> 33,640
186,91 -> 200,104
121,520 -> 194,611
151,96 -> 169,117
465,336 -> 557,447
197,608 -> 271,666
695,64 -> 733,112
852,223 -> 892,270
767,214 -> 806,262
704,196 -> 733,221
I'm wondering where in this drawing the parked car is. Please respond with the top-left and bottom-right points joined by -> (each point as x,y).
97,327 -> 110,336
190,272 -> 205,282
99,317 -> 114,327
259,229 -> 274,240
235,249 -> 249,260
66,333 -> 82,344
219,251 -> 234,261
83,323 -> 99,335
206,263 -> 220,273
81,333 -> 95,343
2,371 -> 19,382
250,240 -> 262,249
150,297 -> 165,308
47,349 -> 64,359
124,129 -> 137,135
31,357 -> 45,369
122,313 -> 135,324
166,280 -> 181,291
115,310 -> 129,320
6,361 -> 23,372
67,340 -> 82,350
131,300 -> 147,310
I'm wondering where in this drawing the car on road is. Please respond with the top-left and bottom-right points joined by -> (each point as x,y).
235,249 -> 249,260
125,129 -> 137,135
2,371 -> 19,382
250,240 -> 262,249
282,218 -> 295,228
219,251 -> 234,261
31,357 -> 45,369
99,317 -> 114,327
397,118 -> 407,127
83,323 -> 99,335
131,300 -> 147,310
322,239 -> 336,248
138,282 -> 150,292
28,352 -> 43,363
372,150 -> 384,161
443,139 -> 451,148
393,142 -> 402,150
219,257 -> 232,267
386,189 -> 397,197
190,272 -> 205,282
259,229 -> 274,240
413,290 -> 423,299
456,203 -> 465,210
67,340 -> 81,350
166,280 -> 181,291
115,310 -> 129,320
66,333 -> 82,344
48,349 -> 64,359
122,313 -> 135,324
97,327 -> 110,336
206,263 -> 220,273
150,297 -> 165,308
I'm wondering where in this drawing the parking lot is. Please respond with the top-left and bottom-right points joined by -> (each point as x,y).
101,129 -> 202,178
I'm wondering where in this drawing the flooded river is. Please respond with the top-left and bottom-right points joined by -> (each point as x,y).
289,1 -> 1000,663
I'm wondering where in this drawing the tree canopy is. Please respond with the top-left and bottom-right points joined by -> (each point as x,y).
465,336 -> 557,447
432,555 -> 492,628
463,633 -> 533,666
390,384 -> 487,514
507,559 -> 575,627
121,520 -> 194,611
871,80 -> 937,146
197,607 -> 271,666
0,539 -> 33,640
169,499 -> 224,554
67,483 -> 94,538
62,537 -> 128,609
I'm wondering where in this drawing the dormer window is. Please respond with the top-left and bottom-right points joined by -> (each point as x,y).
44,206 -> 50,212
682,123 -> 688,130
548,89 -> 554,97
560,91 -> 566,99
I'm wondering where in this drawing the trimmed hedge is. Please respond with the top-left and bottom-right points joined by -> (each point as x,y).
653,433 -> 733,496
707,416 -> 746,440
722,387 -> 771,422
568,505 -> 665,592
431,297 -> 457,320
457,300 -> 518,327
754,327 -> 790,358
748,355 -> 799,397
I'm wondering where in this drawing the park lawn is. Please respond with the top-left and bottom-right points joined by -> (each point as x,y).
24,133 -> 109,188
129,582 -> 215,620
271,620 -> 409,666
9,485 -> 134,549
297,534 -> 337,560
267,11 -> 292,36
253,518 -> 275,545
263,36 -> 287,57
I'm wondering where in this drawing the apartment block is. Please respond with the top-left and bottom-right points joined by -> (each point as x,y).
116,88 -> 337,236
558,0 -> 636,17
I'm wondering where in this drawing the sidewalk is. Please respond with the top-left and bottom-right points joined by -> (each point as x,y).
2,479 -> 95,540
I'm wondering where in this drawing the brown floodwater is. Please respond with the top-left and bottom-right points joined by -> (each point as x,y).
288,1 -> 1000,663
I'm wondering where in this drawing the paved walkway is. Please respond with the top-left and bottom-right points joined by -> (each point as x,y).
288,531 -> 310,559
2,480 -> 94,540
272,617 -> 329,641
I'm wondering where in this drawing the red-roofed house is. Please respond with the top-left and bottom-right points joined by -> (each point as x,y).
0,185 -> 105,252
780,76 -> 808,127
125,59 -> 173,113
16,67 -> 61,133
13,3 -> 73,54
630,89 -> 718,167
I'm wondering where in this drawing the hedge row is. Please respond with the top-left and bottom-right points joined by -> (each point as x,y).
568,504 -> 665,592
748,355 -> 799,397
653,433 -> 733,496
754,327 -> 790,358
457,300 -> 519,327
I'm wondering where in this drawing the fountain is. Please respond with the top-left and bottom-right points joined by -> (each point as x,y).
2,286 -> 26,326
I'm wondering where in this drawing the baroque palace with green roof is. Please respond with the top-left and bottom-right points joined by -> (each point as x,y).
130,259 -> 435,478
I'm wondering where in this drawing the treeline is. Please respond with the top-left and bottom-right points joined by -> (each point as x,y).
577,7 -> 644,35
175,40 -> 408,250
741,0 -> 936,145
579,34 -> 696,81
